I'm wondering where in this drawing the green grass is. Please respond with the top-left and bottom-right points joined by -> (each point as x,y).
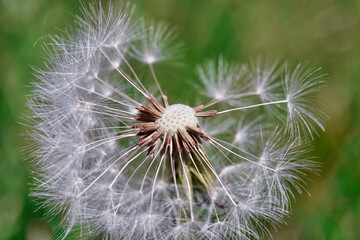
0,0 -> 359,239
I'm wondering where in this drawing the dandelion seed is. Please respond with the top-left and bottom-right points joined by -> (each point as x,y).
27,2 -> 326,240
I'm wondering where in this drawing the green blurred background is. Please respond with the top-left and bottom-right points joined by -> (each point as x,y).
0,0 -> 359,239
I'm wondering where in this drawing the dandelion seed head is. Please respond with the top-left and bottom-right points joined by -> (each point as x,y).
26,2 -> 326,240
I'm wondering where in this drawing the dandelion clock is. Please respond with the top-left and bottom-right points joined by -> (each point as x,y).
27,2 -> 326,239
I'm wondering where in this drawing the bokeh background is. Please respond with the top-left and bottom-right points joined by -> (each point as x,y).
1,0 -> 359,239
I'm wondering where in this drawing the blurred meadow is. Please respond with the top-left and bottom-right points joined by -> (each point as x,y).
0,0 -> 359,239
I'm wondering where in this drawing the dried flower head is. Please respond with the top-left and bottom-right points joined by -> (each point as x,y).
27,2 -> 326,240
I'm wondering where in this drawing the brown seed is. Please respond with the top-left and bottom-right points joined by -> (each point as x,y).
186,126 -> 211,141
147,139 -> 162,156
177,130 -> 193,153
161,130 -> 172,155
141,105 -> 163,118
193,105 -> 205,112
162,95 -> 169,107
132,122 -> 157,129
151,128 -> 164,142
134,123 -> 160,134
195,110 -> 218,117
137,131 -> 157,147
136,113 -> 157,122
173,133 -> 182,154
148,94 -> 165,114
